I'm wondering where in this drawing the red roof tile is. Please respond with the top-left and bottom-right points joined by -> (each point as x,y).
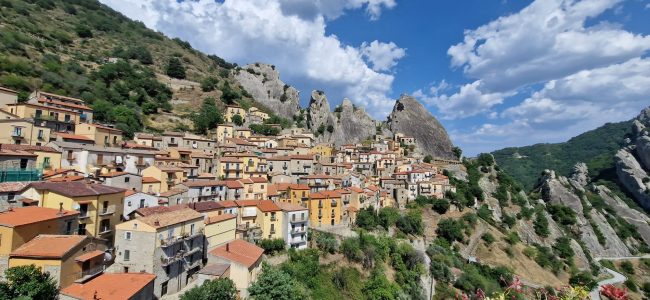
0,207 -> 78,227
60,273 -> 156,300
10,235 -> 87,259
209,239 -> 264,269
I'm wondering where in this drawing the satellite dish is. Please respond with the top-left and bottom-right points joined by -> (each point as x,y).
72,203 -> 80,210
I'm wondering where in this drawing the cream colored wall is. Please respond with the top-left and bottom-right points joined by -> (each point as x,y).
75,125 -> 123,146
0,121 -> 51,146
258,209 -> 283,240
204,218 -> 236,249
35,150 -> 61,170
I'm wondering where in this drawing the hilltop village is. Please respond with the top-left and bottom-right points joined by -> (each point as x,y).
0,86 -> 460,299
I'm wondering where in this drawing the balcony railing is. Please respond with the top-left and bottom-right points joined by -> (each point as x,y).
11,131 -> 24,138
161,237 -> 183,248
75,265 -> 105,283
161,254 -> 182,267
78,211 -> 90,219
99,227 -> 111,235
291,227 -> 306,234
99,205 -> 115,216
290,216 -> 307,223
270,216 -> 277,221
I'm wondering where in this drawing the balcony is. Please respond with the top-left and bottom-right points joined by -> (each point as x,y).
270,216 -> 277,221
318,202 -> 323,208
11,131 -> 24,139
99,206 -> 115,217
160,237 -> 183,248
161,254 -> 182,267
99,227 -> 111,235
290,216 -> 307,223
75,265 -> 105,283
270,229 -> 276,234
291,227 -> 306,234
78,211 -> 90,220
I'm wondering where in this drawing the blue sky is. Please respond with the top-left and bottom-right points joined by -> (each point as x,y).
102,0 -> 650,155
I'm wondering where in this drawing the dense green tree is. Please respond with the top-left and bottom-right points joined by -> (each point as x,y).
220,81 -> 240,105
534,210 -> 550,238
547,205 -> 577,226
249,124 -> 280,136
481,233 -> 495,245
423,155 -> 433,163
432,199 -> 450,214
231,114 -> 244,126
165,57 -> 186,79
355,207 -> 377,230
553,237 -> 575,260
180,278 -> 237,300
74,24 -> 93,38
257,238 -> 285,255
0,265 -> 58,300
378,207 -> 400,229
362,267 -> 400,300
436,218 -> 465,242
249,264 -> 303,300
193,98 -> 222,134
396,210 -> 424,235
569,272 -> 597,290
314,232 -> 338,254
327,124 -> 334,133
201,76 -> 219,92
452,146 -> 462,159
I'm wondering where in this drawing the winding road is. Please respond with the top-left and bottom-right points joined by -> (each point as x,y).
589,255 -> 650,300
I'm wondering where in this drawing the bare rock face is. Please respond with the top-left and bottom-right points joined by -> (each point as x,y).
636,135 -> 650,171
387,94 -> 455,159
306,91 -> 378,146
538,169 -> 631,257
569,162 -> 589,190
595,185 -> 650,246
615,148 -> 650,210
234,63 -> 301,119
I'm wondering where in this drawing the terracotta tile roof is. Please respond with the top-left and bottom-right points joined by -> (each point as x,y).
156,165 -> 183,172
38,98 -> 92,111
0,182 -> 28,193
74,250 -> 105,262
310,192 -> 326,199
209,239 -> 264,269
42,168 -> 82,178
0,207 -> 78,227
137,208 -> 203,229
29,182 -> 125,197
267,155 -> 291,161
238,178 -> 253,184
235,200 -> 260,207
88,123 -> 123,132
0,149 -> 37,157
189,201 -> 224,213
159,188 -> 187,197
134,204 -> 188,217
124,190 -> 137,197
276,202 -> 307,212
98,171 -> 129,178
10,235 -> 87,259
0,144 -> 58,153
266,184 -> 278,196
224,180 -> 243,189
257,200 -> 280,212
198,263 -> 230,276
182,180 -> 225,187
0,86 -> 18,94
217,200 -> 238,208
249,177 -> 268,183
142,177 -> 160,183
205,213 -> 236,224
198,173 -> 216,178
219,157 -> 242,163
57,133 -> 95,142
60,273 -> 156,300
320,190 -> 341,198
46,175 -> 85,182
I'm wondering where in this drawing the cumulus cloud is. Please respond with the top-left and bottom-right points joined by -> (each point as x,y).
414,80 -> 513,119
447,0 -> 650,92
360,41 -> 406,72
99,0 -> 400,118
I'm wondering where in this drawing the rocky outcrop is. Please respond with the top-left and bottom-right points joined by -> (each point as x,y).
595,185 -> 650,247
305,91 -> 381,146
569,162 -> 589,191
387,94 -> 455,159
615,148 -> 650,210
538,170 -> 631,257
234,63 -> 301,119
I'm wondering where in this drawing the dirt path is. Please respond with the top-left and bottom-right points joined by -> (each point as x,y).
589,256 -> 650,300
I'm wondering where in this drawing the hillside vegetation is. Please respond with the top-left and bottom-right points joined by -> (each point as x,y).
491,120 -> 633,190
0,0 -> 272,136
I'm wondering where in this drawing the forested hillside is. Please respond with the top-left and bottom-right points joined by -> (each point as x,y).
0,0 -> 265,136
491,120 -> 634,190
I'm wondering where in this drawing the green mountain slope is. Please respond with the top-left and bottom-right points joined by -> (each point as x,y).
0,0 -> 264,136
491,120 -> 634,190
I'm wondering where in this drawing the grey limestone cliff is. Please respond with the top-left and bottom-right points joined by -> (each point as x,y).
615,107 -> 650,210
234,63 -> 301,119
387,95 -> 455,159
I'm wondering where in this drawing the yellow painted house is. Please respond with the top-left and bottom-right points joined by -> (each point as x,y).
204,213 -> 237,250
224,105 -> 245,123
310,144 -> 333,157
74,123 -> 123,147
142,165 -> 185,193
0,206 -> 79,277
0,118 -> 51,146
0,144 -> 62,170
213,124 -> 234,143
218,157 -> 244,180
23,182 -> 125,243
257,200 -> 283,240
9,235 -> 105,288
307,190 -> 342,227
275,183 -> 310,205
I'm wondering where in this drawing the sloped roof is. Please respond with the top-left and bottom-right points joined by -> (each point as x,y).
209,239 -> 264,269
10,235 -> 87,259
28,182 -> 125,197
60,273 -> 156,300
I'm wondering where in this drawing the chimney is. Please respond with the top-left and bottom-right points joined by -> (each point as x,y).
154,219 -> 160,226
57,202 -> 64,216
226,242 -> 229,252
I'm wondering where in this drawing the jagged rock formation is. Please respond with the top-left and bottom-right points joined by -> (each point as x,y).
569,162 -> 589,192
595,185 -> 650,246
387,95 -> 455,159
235,63 -> 301,119
538,169 -> 631,257
615,107 -> 650,210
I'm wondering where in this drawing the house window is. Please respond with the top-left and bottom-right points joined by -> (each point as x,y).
190,224 -> 195,235
124,249 -> 130,261
97,154 -> 104,165
161,282 -> 168,296
125,231 -> 132,240
124,177 -> 130,183
37,130 -> 44,139
78,224 -> 86,235
100,219 -> 110,233
104,136 -> 109,145
127,200 -> 132,207
65,221 -> 72,235
113,136 -> 117,144
139,199 -> 145,208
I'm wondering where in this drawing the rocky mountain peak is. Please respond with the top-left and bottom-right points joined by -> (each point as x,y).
234,63 -> 301,119
569,162 -> 589,188
387,94 -> 455,159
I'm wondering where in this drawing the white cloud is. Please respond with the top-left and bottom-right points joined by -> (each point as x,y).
360,41 -> 406,72
415,80 -> 513,119
99,0 -> 400,118
447,0 -> 650,92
